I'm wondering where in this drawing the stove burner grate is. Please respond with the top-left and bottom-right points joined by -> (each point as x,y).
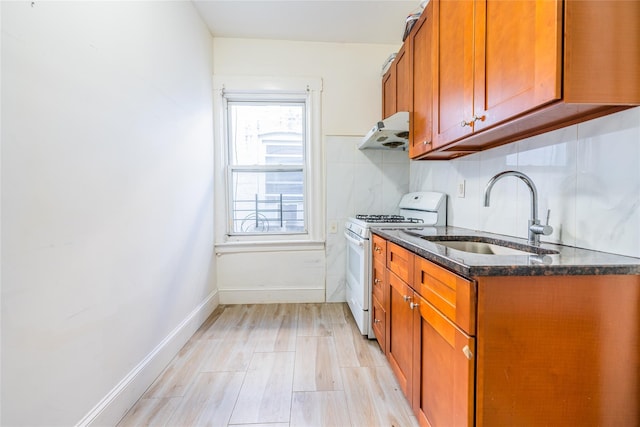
355,214 -> 424,224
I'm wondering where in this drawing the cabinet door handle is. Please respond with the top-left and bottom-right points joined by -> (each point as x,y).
374,318 -> 381,324
462,345 -> 474,360
410,302 -> 419,310
374,278 -> 381,285
423,140 -> 431,146
403,295 -> 411,302
374,246 -> 382,253
461,115 -> 485,128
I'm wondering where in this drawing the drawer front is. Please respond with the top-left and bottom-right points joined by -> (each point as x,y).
372,259 -> 387,310
414,256 -> 476,335
372,235 -> 387,264
371,295 -> 386,351
387,242 -> 414,283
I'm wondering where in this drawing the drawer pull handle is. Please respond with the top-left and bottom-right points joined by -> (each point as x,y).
410,302 -> 419,310
403,295 -> 411,302
374,278 -> 381,284
374,319 -> 381,324
462,345 -> 474,360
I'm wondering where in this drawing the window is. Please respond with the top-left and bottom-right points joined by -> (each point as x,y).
214,76 -> 323,243
227,101 -> 306,234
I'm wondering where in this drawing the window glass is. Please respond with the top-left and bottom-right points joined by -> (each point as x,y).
228,103 -> 304,165
227,100 -> 307,235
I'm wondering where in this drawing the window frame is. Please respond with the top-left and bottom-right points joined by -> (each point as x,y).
213,76 -> 324,247
224,97 -> 308,236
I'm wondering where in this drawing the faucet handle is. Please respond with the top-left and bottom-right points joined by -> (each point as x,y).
530,209 -> 553,236
545,209 -> 551,226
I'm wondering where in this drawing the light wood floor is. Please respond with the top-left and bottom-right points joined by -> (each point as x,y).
117,303 -> 419,427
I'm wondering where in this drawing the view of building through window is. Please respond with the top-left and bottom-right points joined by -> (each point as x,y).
227,101 -> 306,234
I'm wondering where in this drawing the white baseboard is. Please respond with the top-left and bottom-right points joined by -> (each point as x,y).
76,289 -> 219,427
219,287 -> 325,304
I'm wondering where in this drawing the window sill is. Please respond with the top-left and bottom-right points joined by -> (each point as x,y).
215,240 -> 325,254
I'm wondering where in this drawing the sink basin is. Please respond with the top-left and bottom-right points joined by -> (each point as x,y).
429,240 -> 535,255
418,235 -> 559,256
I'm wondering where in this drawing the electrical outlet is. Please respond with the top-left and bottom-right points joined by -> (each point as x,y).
329,221 -> 338,234
457,180 -> 466,198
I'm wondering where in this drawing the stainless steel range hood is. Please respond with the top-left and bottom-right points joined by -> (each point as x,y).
358,111 -> 409,151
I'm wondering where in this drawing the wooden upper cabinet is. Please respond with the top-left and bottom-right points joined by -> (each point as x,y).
433,0 -> 562,147
473,0 -> 562,133
423,0 -> 639,159
432,0 -> 475,148
409,1 -> 435,159
382,44 -> 411,120
563,0 -> 640,103
382,68 -> 397,119
395,45 -> 411,113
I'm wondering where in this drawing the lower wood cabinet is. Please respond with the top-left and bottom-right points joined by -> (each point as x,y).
374,233 -> 640,426
384,240 -> 476,425
387,269 -> 415,398
413,294 -> 475,427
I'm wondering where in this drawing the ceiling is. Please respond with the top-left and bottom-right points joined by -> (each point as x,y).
192,0 -> 421,45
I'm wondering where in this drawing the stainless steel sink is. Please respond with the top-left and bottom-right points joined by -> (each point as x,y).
418,235 -> 559,256
429,240 -> 534,255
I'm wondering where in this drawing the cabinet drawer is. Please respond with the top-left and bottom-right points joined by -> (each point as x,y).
372,235 -> 387,264
372,259 -> 386,309
371,295 -> 386,351
414,256 -> 476,335
387,242 -> 414,283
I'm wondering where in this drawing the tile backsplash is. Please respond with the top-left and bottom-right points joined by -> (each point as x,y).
325,136 -> 410,302
411,107 -> 640,258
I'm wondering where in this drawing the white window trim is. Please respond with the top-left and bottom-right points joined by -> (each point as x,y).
213,76 -> 324,249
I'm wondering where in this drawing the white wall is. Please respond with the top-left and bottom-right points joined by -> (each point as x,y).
411,107 -> 640,258
1,2 -> 216,425
212,38 -> 401,303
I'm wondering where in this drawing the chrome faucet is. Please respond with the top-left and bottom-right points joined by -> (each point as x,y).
483,170 -> 552,246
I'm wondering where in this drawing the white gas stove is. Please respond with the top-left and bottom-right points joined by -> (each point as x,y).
344,192 -> 447,338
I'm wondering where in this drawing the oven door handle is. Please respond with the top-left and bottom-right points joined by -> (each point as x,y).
344,230 -> 365,248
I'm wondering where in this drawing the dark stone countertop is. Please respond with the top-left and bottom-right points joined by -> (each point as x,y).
371,226 -> 640,279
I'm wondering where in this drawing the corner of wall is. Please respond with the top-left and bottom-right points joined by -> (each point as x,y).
76,290 -> 219,427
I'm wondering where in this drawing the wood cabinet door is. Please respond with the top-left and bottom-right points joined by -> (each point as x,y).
409,1 -> 434,158
387,271 -> 414,399
413,295 -> 475,427
382,68 -> 396,119
432,0 -> 474,148
371,295 -> 386,352
396,45 -> 411,113
473,0 -> 562,132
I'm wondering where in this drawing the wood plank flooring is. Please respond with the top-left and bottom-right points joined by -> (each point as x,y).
117,303 -> 419,427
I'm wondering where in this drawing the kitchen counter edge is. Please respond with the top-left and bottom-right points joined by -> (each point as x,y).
371,226 -> 640,279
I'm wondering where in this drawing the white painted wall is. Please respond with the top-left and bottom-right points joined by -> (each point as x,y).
212,38 -> 401,303
1,2 -> 216,425
411,107 -> 640,258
